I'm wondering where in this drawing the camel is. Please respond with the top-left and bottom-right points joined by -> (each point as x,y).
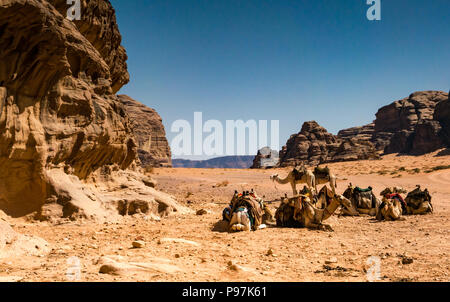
224,190 -> 270,232
342,183 -> 381,216
376,195 -> 405,221
270,165 -> 315,195
405,185 -> 433,215
315,185 -> 334,209
312,166 -> 338,195
275,193 -> 357,231
270,165 -> 338,196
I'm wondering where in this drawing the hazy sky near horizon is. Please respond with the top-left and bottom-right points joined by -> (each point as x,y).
111,0 -> 449,159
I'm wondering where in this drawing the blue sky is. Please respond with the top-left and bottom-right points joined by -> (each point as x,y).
110,0 -> 450,159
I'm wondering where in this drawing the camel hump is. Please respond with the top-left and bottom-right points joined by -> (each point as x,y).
314,166 -> 330,178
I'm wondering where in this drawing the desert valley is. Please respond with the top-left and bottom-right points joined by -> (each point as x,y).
0,0 -> 449,283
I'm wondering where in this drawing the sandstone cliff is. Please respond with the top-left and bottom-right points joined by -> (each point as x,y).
118,95 -> 172,168
0,0 -> 185,220
338,91 -> 449,155
278,121 -> 379,167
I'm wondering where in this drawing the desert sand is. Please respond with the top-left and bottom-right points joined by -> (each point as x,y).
0,152 -> 449,282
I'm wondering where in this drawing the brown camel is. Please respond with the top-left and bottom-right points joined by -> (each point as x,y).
275,193 -> 357,231
270,165 -> 315,195
376,195 -> 405,221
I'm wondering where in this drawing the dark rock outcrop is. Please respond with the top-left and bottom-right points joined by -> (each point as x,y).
251,147 -> 279,169
337,123 -> 375,141
434,91 -> 450,146
373,91 -> 448,154
279,121 -> 379,167
118,95 -> 172,167
338,91 -> 449,155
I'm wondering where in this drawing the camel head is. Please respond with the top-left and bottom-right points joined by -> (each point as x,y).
380,187 -> 392,197
270,174 -> 278,181
334,194 -> 358,215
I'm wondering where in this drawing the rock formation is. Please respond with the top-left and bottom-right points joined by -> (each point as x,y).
278,121 -> 379,167
0,0 -> 185,220
118,95 -> 172,168
338,91 -> 449,155
434,91 -> 450,146
1,215 -> 50,258
251,147 -> 279,169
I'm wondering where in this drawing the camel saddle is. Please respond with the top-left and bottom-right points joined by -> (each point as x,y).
405,187 -> 432,210
354,186 -> 372,193
314,166 -> 329,179
292,166 -> 305,181
345,186 -> 376,209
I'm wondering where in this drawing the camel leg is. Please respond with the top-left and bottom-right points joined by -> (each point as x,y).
408,203 -> 433,215
330,175 -> 337,195
341,207 -> 359,216
291,181 -> 298,195
306,222 -> 334,232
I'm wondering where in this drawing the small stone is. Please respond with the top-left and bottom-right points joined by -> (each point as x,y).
402,257 -> 414,265
132,240 -> 145,248
227,261 -> 239,271
175,254 -> 181,258
325,257 -> 338,264
196,209 -> 208,216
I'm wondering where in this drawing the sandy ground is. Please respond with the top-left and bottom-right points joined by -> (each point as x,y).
0,152 -> 449,282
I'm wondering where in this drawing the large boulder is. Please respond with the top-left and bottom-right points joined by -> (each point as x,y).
251,147 -> 279,169
279,121 -> 379,166
118,95 -> 172,167
0,0 -> 185,220
373,91 -> 448,153
434,91 -> 450,146
337,91 -> 449,155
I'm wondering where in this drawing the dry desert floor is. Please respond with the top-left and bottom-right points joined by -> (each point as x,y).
1,152 -> 449,282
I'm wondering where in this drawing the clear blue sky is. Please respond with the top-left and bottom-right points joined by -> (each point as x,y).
110,0 -> 450,158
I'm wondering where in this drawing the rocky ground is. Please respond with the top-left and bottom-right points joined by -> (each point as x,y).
0,151 -> 449,282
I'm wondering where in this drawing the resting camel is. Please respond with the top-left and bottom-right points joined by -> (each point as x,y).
342,183 -> 381,216
275,193 -> 357,231
315,185 -> 334,209
376,195 -> 405,221
405,185 -> 433,215
270,165 -> 315,195
224,190 -> 270,232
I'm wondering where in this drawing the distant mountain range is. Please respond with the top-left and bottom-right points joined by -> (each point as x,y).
172,156 -> 255,169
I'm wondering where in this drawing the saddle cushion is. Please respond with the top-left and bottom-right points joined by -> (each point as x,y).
314,167 -> 330,179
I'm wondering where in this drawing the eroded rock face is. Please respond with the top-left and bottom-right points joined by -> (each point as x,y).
279,121 -> 379,167
0,0 -> 184,220
49,0 -> 129,93
118,95 -> 172,167
251,147 -> 279,169
337,91 -> 449,155
373,91 -> 448,153
434,92 -> 450,146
